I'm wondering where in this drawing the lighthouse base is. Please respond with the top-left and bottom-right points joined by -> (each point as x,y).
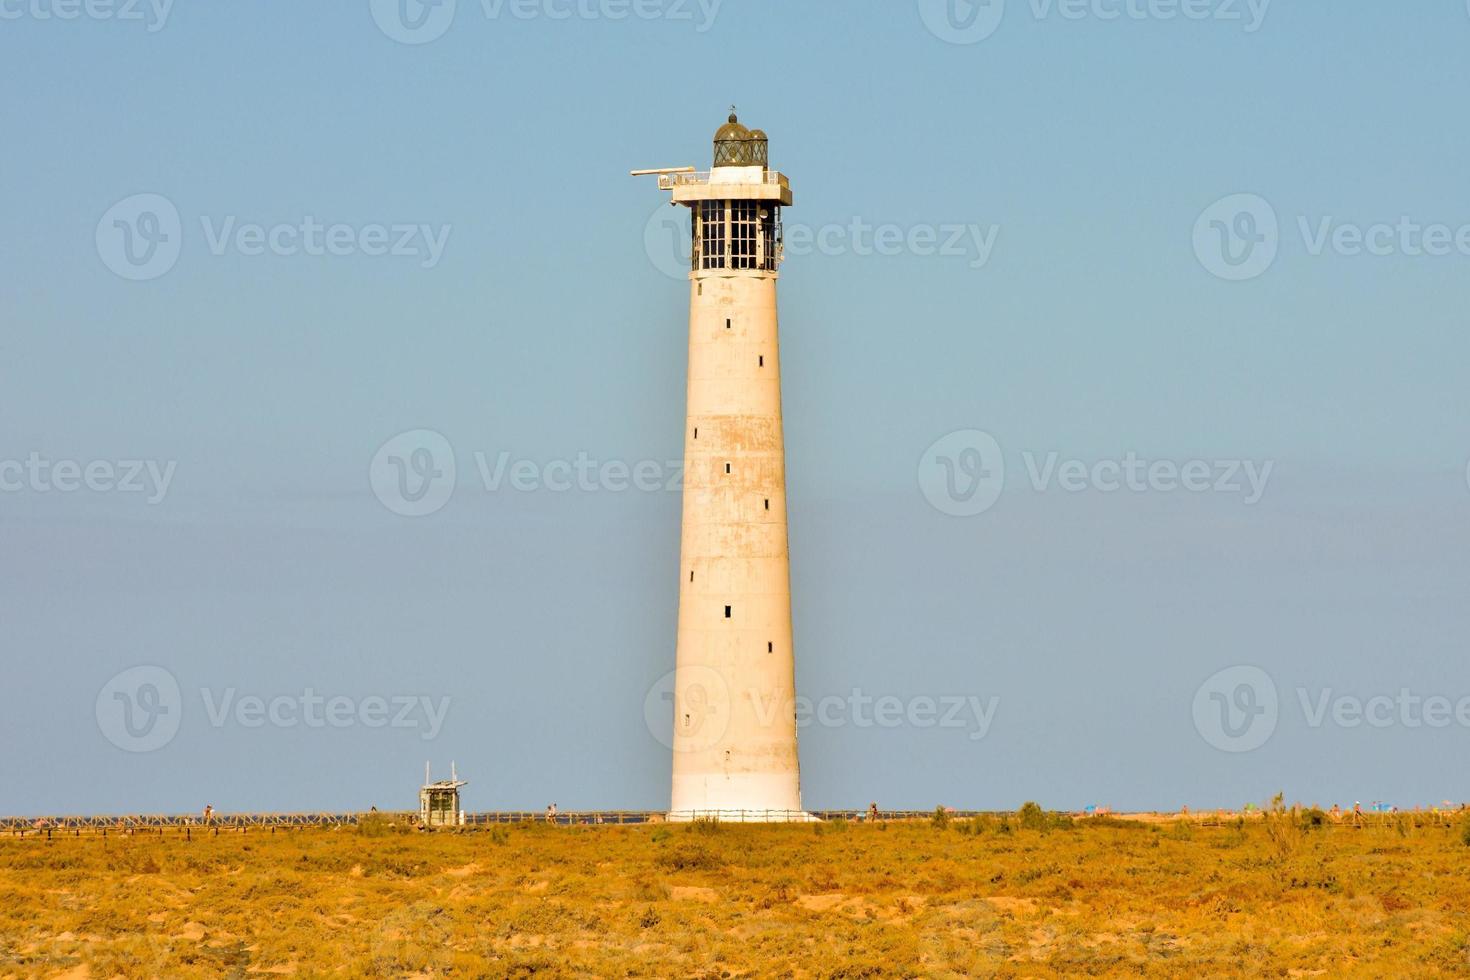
671,770 -> 808,822
667,809 -> 819,824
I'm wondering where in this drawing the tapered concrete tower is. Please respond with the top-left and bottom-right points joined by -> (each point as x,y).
635,113 -> 812,822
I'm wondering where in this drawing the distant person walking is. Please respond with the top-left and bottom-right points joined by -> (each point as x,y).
867,802 -> 879,823
202,805 -> 214,825
545,803 -> 558,825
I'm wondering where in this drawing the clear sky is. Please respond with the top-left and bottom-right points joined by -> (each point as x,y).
3,1 -> 1469,815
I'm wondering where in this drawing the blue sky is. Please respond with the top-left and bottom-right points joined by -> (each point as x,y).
3,1 -> 1469,815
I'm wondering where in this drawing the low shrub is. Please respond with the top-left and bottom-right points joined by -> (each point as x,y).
1264,793 -> 1304,862
357,813 -> 395,838
957,814 -> 997,836
1018,802 -> 1047,831
654,845 -> 721,872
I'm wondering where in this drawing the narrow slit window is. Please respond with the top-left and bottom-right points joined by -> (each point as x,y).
725,318 -> 732,330
758,355 -> 764,367
725,462 -> 732,474
724,605 -> 732,619
767,642 -> 773,653
690,570 -> 694,582
764,498 -> 770,510
693,427 -> 698,440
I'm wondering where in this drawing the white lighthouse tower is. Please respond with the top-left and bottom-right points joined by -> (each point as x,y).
635,112 -> 813,822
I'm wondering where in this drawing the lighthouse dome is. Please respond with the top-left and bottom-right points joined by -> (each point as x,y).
714,113 -> 751,143
713,111 -> 769,169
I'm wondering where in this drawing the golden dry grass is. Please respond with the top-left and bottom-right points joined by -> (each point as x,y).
3,812 -> 1469,977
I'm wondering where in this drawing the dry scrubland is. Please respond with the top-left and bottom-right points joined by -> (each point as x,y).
4,806 -> 1470,978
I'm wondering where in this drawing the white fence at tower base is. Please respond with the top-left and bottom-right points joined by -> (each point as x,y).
667,809 -> 820,824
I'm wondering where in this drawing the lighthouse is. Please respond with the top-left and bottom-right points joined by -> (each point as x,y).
634,112 -> 813,822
